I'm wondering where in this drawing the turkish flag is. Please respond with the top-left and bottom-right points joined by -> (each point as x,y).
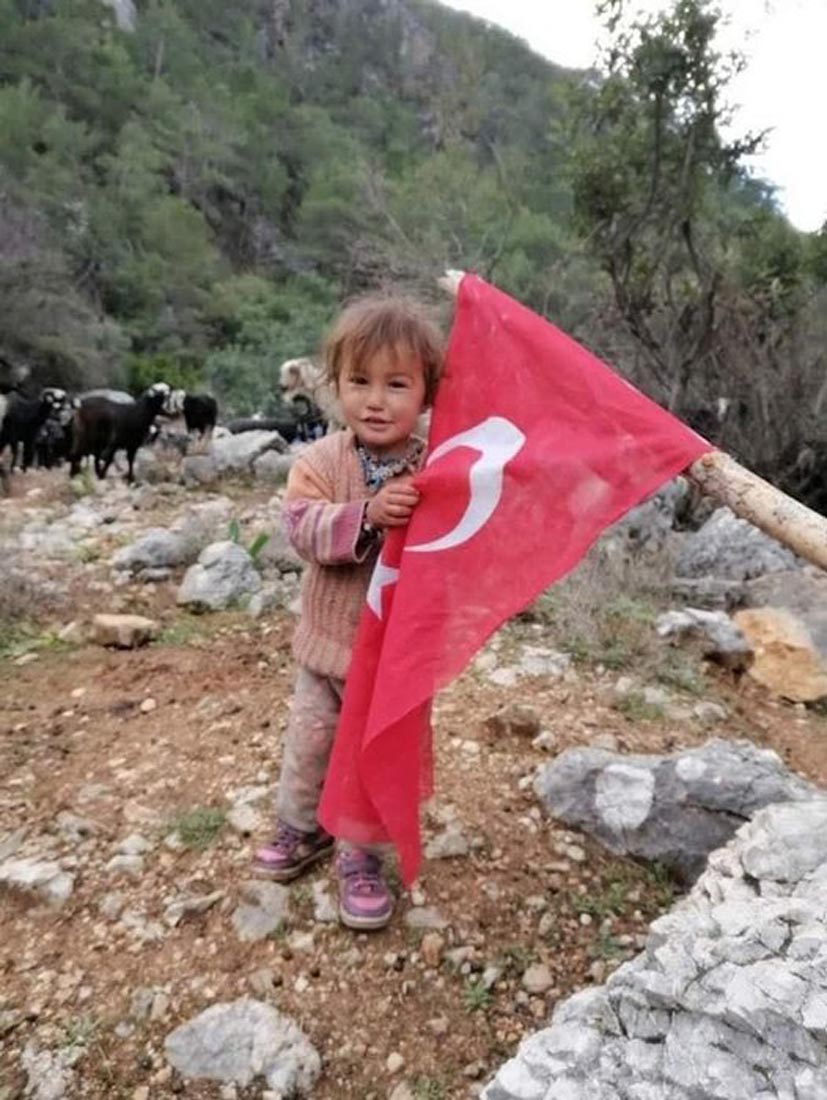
318,274 -> 712,883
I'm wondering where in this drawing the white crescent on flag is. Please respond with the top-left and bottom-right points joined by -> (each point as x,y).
407,416 -> 525,554
365,415 -> 525,619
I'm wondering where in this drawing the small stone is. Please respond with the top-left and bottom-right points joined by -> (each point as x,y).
532,730 -> 558,752
420,933 -> 445,969
692,700 -> 728,724
485,703 -> 542,738
389,1085 -> 415,1100
105,854 -> 144,877
404,907 -> 448,931
118,833 -> 151,856
133,1087 -> 150,1100
226,804 -> 260,835
139,697 -> 157,714
386,1052 -> 405,1074
424,823 -> 470,860
522,963 -> 553,995
248,968 -> 277,998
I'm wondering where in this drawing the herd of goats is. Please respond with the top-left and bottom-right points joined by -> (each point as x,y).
0,357 -> 331,493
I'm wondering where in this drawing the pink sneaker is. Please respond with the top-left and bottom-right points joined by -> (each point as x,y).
253,821 -> 333,882
336,849 -> 393,930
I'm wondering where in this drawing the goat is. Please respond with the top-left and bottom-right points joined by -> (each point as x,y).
226,399 -> 326,444
35,396 -> 78,468
0,387 -> 69,471
70,382 -> 172,483
279,357 -> 340,429
183,393 -> 218,442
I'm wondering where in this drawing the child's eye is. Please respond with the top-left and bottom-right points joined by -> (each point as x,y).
389,379 -> 410,389
348,375 -> 367,385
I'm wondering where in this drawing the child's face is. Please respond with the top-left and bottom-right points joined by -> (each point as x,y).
338,345 -> 426,456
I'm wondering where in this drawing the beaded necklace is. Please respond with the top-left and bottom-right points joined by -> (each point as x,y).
355,438 -> 425,492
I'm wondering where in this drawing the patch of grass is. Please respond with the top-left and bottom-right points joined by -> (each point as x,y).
75,542 -> 101,564
413,1076 -> 449,1100
0,623 -> 73,663
497,944 -> 536,976
170,806 -> 226,850
62,1013 -> 99,1048
591,931 -> 626,960
568,879 -> 628,920
655,651 -> 706,695
154,616 -> 202,647
462,977 -> 493,1014
612,691 -> 665,722
642,861 -> 677,910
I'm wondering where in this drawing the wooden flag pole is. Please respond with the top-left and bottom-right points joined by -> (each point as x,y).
437,270 -> 827,574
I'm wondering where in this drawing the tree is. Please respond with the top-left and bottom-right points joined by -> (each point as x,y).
570,0 -> 761,411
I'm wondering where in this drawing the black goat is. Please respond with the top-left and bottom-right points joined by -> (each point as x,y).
0,388 -> 69,471
70,382 -> 172,483
183,393 -> 218,441
35,396 -> 78,468
227,399 -> 326,444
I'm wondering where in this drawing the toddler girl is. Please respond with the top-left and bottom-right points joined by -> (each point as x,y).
254,295 -> 443,929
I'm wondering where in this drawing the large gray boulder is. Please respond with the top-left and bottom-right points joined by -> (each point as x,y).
675,507 -> 798,582
608,478 -> 690,552
535,739 -> 817,883
655,608 -> 753,672
112,528 -> 189,573
176,541 -> 261,612
181,430 -> 287,485
483,798 -> 827,1100
164,998 -> 320,1093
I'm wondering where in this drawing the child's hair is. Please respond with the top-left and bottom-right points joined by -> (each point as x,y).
323,294 -> 444,406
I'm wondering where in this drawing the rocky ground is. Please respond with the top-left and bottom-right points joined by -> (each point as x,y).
1,469 -> 826,1100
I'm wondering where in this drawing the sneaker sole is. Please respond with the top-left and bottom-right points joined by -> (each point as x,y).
338,903 -> 393,931
253,841 -> 334,883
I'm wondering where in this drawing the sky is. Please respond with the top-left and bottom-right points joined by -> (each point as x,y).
440,0 -> 827,232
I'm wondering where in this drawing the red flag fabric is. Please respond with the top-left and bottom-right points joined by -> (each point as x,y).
318,274 -> 712,884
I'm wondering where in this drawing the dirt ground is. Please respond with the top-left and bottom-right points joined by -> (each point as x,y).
1,471 -> 826,1100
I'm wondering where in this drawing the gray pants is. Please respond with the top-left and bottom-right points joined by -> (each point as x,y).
276,665 -> 344,833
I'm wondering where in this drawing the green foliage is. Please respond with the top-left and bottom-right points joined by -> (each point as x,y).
227,518 -> 270,562
612,691 -> 665,722
462,977 -> 493,1013
412,1078 -> 449,1100
171,806 -> 226,849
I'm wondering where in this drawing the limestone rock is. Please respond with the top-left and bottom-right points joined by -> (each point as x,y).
111,528 -> 189,574
91,613 -> 158,648
164,998 -> 320,1092
0,857 -> 74,907
252,451 -> 295,483
655,607 -> 753,672
483,799 -> 827,1100
734,606 -> 827,702
675,506 -> 799,581
535,739 -> 819,884
177,541 -> 262,612
232,881 -> 291,942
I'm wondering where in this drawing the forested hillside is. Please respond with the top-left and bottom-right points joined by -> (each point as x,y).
1,0 -> 826,489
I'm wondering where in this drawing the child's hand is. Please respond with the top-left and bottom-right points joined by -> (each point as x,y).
366,475 -> 420,528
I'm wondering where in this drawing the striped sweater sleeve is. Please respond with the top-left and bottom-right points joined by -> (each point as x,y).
283,448 -> 368,565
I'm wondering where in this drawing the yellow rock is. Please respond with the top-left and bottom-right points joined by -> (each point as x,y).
733,607 -> 827,703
